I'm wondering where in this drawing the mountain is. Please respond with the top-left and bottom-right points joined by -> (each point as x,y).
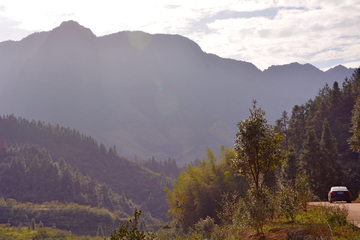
0,20 -> 356,165
0,114 -> 172,220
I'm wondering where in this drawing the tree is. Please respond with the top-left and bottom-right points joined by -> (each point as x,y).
320,118 -> 342,190
275,110 -> 289,150
0,137 -> 8,152
30,218 -> 36,230
301,128 -> 322,196
349,68 -> 360,153
287,104 -> 307,157
231,101 -> 286,236
97,226 -> 104,237
231,101 -> 286,195
165,146 -> 246,230
282,148 -> 301,186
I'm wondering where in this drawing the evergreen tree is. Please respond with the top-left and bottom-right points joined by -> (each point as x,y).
301,129 -> 322,197
319,118 -> 342,192
30,218 -> 36,230
282,148 -> 301,186
349,68 -> 360,153
287,105 -> 307,157
97,226 -> 104,237
275,110 -> 289,150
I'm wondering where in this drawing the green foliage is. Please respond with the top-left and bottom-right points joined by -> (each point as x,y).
216,191 -> 240,225
0,144 -> 143,220
349,68 -> 360,153
282,68 -> 360,197
140,157 -> 181,179
0,225 -> 110,239
194,216 -> 215,239
319,118 -> 343,190
280,148 -> 301,185
30,218 -> 36,230
297,203 -> 351,238
232,101 -> 287,194
0,197 -> 118,236
0,114 -> 171,220
278,183 -> 299,221
165,146 -> 247,231
233,187 -> 276,236
109,209 -> 155,240
97,226 -> 104,237
294,174 -> 313,212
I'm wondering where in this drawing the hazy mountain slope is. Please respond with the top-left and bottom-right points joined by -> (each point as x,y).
0,114 -> 171,220
0,20 -> 355,164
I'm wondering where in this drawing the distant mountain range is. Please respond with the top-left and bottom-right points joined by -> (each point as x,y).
0,20 -> 356,165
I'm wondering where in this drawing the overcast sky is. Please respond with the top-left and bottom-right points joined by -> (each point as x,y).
1,0 -> 359,71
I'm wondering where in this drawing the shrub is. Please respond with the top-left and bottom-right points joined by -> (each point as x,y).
278,184 -> 299,221
233,187 -> 276,236
356,192 -> 360,203
109,209 -> 155,240
295,174 -> 313,212
194,216 -> 215,239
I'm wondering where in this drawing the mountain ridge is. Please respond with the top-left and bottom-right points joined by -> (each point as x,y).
0,20 -> 356,164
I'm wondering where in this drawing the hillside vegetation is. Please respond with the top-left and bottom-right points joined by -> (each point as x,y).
157,68 -> 360,239
0,117 -> 172,220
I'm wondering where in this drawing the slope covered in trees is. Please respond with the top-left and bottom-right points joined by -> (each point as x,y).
165,146 -> 247,230
0,198 -> 118,236
0,144 -> 136,214
0,115 -> 172,220
276,68 -> 360,198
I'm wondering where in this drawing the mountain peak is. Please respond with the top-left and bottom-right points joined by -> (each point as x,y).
46,20 -> 96,43
59,20 -> 82,28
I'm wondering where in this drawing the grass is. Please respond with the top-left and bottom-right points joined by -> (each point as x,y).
0,226 -> 105,240
1,204 -> 360,239
155,203 -> 360,239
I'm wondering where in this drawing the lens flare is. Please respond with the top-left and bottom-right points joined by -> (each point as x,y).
127,31 -> 151,50
155,90 -> 178,116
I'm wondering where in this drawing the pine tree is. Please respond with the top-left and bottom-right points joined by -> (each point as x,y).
301,128 -> 322,197
97,226 -> 104,237
319,119 -> 342,192
283,148 -> 301,186
30,218 -> 36,230
287,105 -> 307,157
349,69 -> 360,153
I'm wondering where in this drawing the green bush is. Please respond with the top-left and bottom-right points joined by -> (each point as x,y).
233,187 -> 276,236
109,209 -> 155,240
278,184 -> 299,221
194,216 -> 215,239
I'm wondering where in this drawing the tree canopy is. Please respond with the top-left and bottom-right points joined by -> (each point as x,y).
232,101 -> 287,194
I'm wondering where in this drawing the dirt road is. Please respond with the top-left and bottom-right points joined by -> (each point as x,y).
309,202 -> 360,228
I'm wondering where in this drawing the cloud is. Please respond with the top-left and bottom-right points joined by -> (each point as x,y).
189,1 -> 360,69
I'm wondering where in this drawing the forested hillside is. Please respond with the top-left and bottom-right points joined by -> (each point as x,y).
0,144 -> 163,235
275,68 -> 360,198
0,144 -> 136,214
0,198 -> 118,236
0,115 -> 173,220
162,68 -> 360,234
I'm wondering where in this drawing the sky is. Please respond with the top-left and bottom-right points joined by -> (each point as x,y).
0,0 -> 360,71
